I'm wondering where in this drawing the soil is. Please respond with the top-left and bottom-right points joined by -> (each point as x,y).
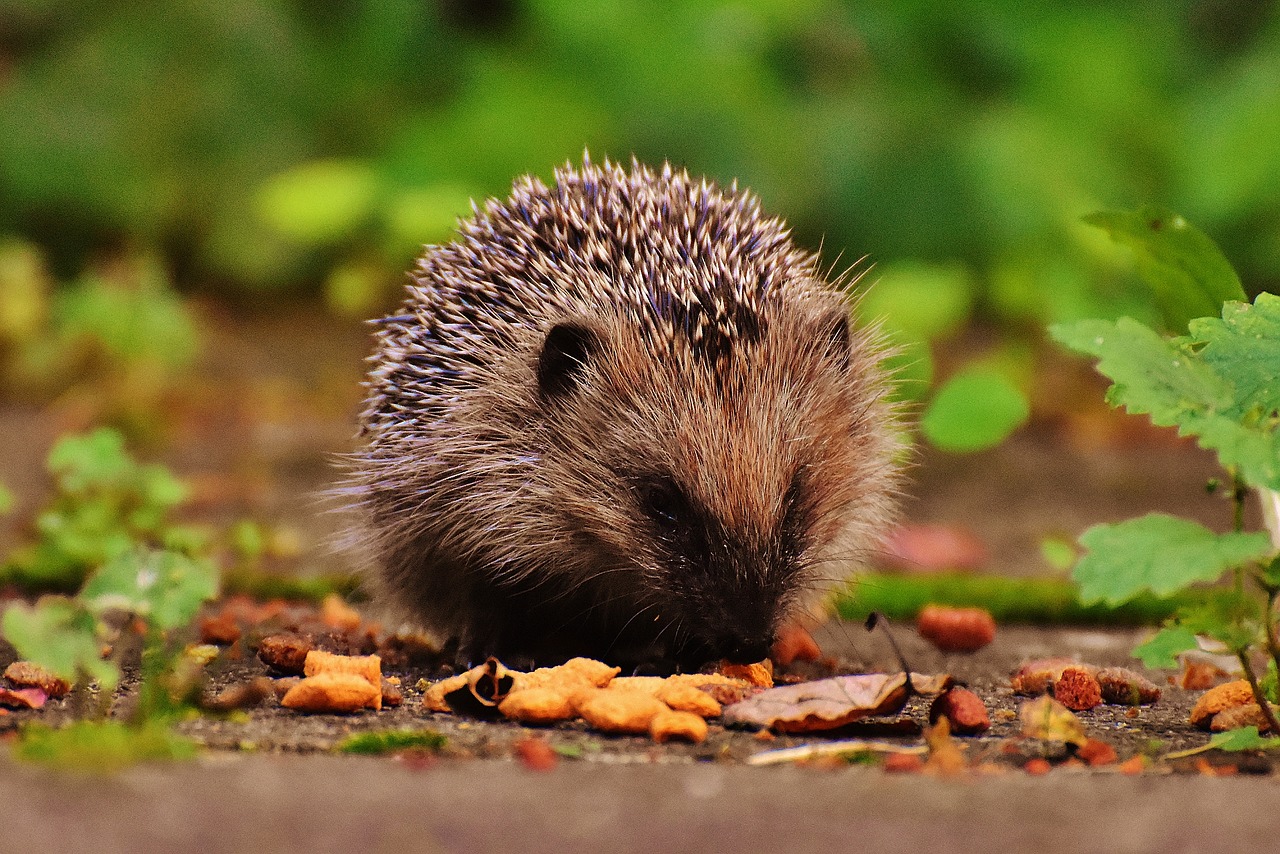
2,307 -> 1277,854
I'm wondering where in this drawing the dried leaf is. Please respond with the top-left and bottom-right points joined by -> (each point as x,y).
1019,695 -> 1087,746
722,672 -> 917,733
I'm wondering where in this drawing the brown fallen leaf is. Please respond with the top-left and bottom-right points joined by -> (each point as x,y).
1019,694 -> 1087,746
923,717 -> 967,775
721,672 -> 920,733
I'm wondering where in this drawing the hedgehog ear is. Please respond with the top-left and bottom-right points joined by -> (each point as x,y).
538,321 -> 602,399
819,307 -> 853,370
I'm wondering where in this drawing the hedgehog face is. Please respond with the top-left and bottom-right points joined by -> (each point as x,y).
530,293 -> 893,664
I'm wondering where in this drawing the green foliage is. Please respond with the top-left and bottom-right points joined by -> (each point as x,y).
0,482 -> 14,515
82,548 -> 219,633
1,429 -> 221,760
14,720 -> 197,771
2,247 -> 202,431
1074,514 -> 1272,606
1056,210 -> 1280,736
2,1 -> 1277,321
1132,626 -> 1200,670
1,597 -> 119,690
919,367 -> 1029,453
1206,727 -> 1280,753
2,428 -> 197,591
337,729 -> 447,755
1082,207 -> 1246,331
1052,295 -> 1280,490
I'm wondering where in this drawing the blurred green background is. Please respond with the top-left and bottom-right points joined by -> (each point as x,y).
1,0 -> 1278,415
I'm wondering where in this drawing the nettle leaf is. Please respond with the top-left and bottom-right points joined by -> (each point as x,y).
1049,318 -> 1231,424
1192,294 -> 1280,415
1084,207 -> 1245,331
1075,514 -> 1273,606
1052,295 -> 1280,490
82,547 -> 219,632
0,598 -> 120,690
1132,625 -> 1199,669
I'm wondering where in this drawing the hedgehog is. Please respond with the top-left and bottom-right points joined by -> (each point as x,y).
351,155 -> 902,668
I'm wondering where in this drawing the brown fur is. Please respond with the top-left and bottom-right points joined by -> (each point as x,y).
349,156 -> 902,666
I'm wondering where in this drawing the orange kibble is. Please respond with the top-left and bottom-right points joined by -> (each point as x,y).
1024,758 -> 1052,776
719,660 -> 774,687
882,752 -> 925,774
916,605 -> 996,653
576,690 -> 667,734
1053,666 -> 1102,711
1076,739 -> 1118,766
281,673 -> 381,714
1189,680 -> 1257,729
656,682 -> 722,718
319,594 -> 363,631
498,688 -> 576,725
649,709 -> 709,743
771,624 -> 822,666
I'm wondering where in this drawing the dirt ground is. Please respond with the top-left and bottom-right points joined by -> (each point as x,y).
2,307 -> 1277,854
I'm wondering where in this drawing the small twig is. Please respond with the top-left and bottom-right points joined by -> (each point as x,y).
1236,648 -> 1280,735
748,740 -> 926,766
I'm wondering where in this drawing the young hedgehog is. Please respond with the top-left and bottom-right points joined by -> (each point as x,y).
353,156 -> 902,668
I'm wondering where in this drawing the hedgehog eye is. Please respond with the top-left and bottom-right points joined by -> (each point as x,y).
537,321 -> 601,398
639,478 -> 691,533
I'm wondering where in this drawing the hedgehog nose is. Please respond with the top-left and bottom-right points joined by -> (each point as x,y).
718,636 -> 772,664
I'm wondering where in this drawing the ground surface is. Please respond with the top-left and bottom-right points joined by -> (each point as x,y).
2,308 -> 1276,853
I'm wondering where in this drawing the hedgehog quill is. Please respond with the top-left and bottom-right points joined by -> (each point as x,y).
351,156 -> 902,669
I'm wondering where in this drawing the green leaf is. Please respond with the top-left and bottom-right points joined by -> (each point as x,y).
1132,625 -> 1199,669
257,160 -> 380,245
1074,514 -> 1273,605
1049,317 -> 1231,424
1051,295 -> 1280,490
1207,727 -> 1280,752
1191,295 -> 1280,416
1084,206 -> 1245,330
82,548 -> 219,632
0,482 -> 14,515
1,598 -> 119,690
921,367 -> 1029,453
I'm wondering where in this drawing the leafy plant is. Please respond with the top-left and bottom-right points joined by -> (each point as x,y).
1052,208 -> 1280,733
1,244 -> 201,436
1,429 -> 221,765
2,428 -> 200,591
